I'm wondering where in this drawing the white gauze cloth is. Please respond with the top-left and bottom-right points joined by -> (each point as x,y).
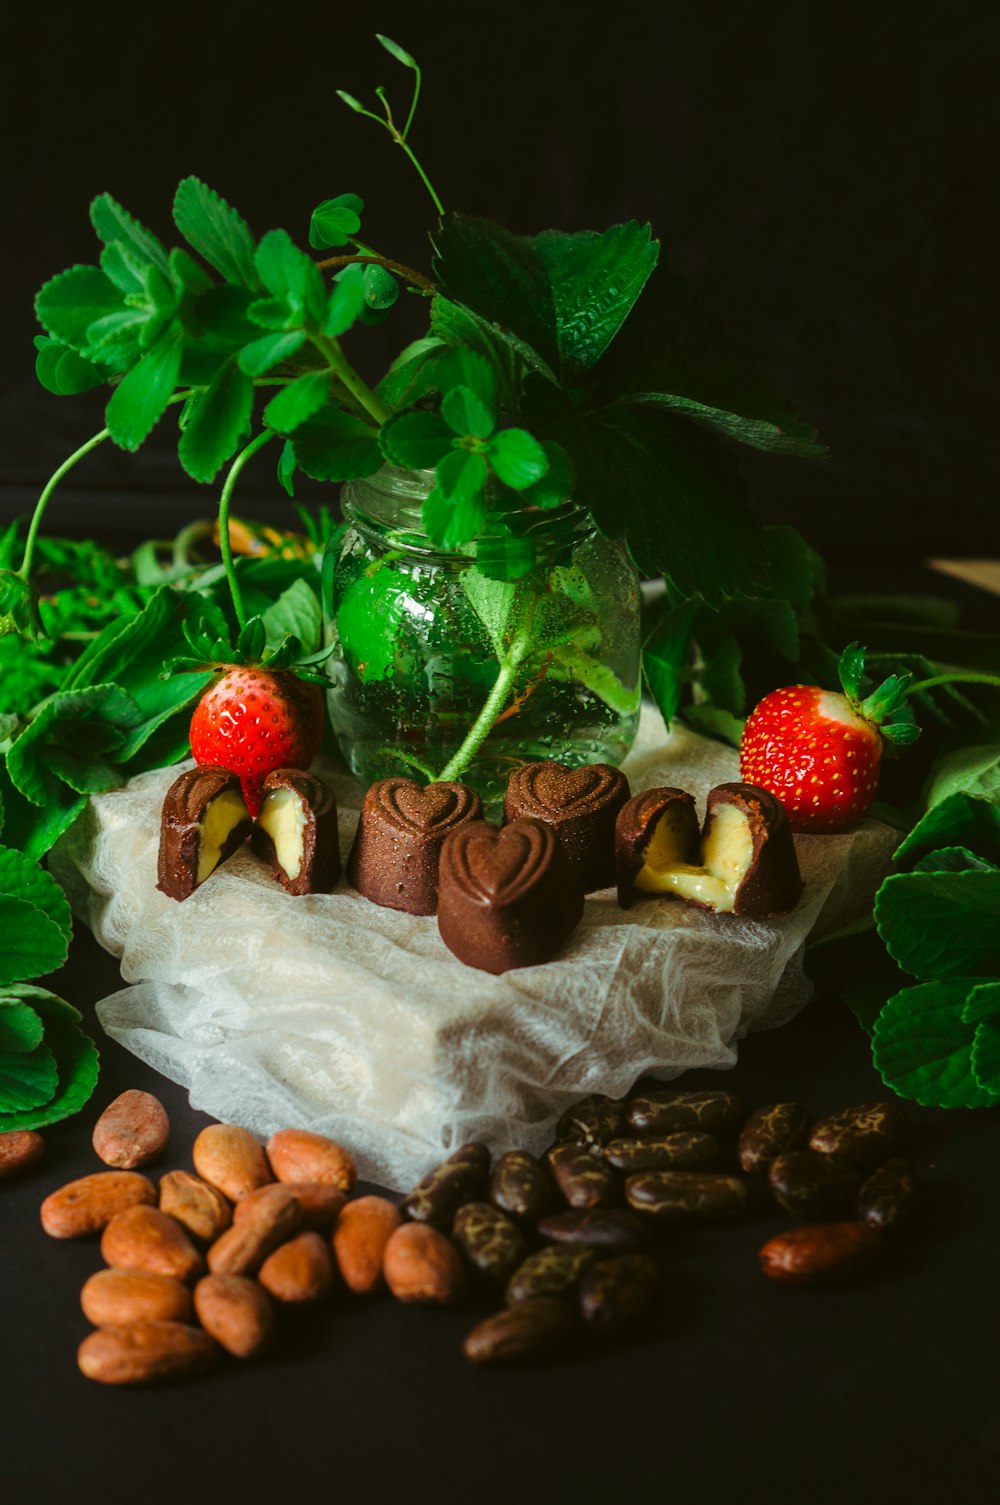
52,706 -> 896,1189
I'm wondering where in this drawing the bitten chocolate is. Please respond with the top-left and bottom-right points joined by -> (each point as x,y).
616,781 -> 802,918
157,766 -> 253,902
503,761 -> 630,893
251,768 -> 341,896
437,818 -> 584,974
347,777 -> 483,915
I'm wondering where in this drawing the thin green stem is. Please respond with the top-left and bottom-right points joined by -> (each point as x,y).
403,62 -> 422,140
438,634 -> 532,781
907,672 -> 1000,696
395,137 -> 444,216
19,427 -> 111,580
312,334 -> 390,424
217,430 -> 277,629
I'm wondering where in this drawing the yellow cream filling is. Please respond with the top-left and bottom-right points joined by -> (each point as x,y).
257,787 -> 308,881
196,789 -> 250,885
635,802 -> 754,913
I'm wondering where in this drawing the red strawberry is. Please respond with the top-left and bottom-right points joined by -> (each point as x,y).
190,666 -> 324,817
739,646 -> 919,833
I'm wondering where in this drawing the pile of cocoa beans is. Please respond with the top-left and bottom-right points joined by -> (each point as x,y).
11,1081 -> 917,1383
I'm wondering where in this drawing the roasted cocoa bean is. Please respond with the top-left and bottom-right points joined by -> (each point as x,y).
463,1298 -> 577,1366
0,1129 -> 44,1181
759,1222 -> 881,1285
489,1150 -> 555,1224
858,1157 -> 917,1233
505,1244 -> 598,1305
451,1201 -> 527,1285
92,1090 -> 170,1169
578,1253 -> 659,1337
738,1102 -> 810,1173
402,1143 -> 490,1227
556,1094 -> 627,1149
625,1170 -> 748,1222
536,1208 -> 650,1253
546,1143 -> 621,1209
626,1089 -> 749,1139
159,1170 -> 232,1243
603,1132 -> 723,1173
809,1102 -> 908,1168
768,1150 -> 860,1219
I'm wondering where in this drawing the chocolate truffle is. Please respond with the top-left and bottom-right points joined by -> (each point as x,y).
503,761 -> 630,893
157,766 -> 253,902
616,781 -> 802,918
437,818 -> 584,974
252,768 -> 341,896
347,777 -> 483,915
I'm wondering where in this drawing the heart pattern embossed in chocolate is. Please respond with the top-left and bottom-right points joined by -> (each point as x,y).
504,760 -> 631,893
437,818 -> 585,974
347,776 -> 483,915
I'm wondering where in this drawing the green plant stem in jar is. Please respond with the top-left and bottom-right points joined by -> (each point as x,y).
326,467 -> 642,812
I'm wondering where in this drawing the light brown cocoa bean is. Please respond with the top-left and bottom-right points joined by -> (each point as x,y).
207,1187 -> 300,1276
159,1170 -> 232,1243
40,1171 -> 156,1239
759,1222 -> 881,1285
383,1222 -> 466,1306
80,1269 -> 193,1327
266,1127 -> 356,1192
192,1123 -> 272,1200
92,1090 -> 170,1169
101,1205 -> 205,1282
0,1129 -> 45,1181
77,1321 -> 216,1385
235,1180 -> 346,1232
194,1274 -> 274,1358
332,1195 -> 402,1295
259,1231 -> 334,1303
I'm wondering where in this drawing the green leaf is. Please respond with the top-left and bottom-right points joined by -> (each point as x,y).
177,359 -> 254,482
363,263 -> 398,311
0,896 -> 68,986
255,229 -> 326,326
519,440 -> 574,509
100,241 -> 148,296
0,1041 -> 58,1112
238,330 -> 306,376
912,846 -> 998,875
6,683 -> 142,806
0,767 -> 87,863
91,194 -> 169,275
875,869 -> 1000,980
532,222 -> 659,374
487,428 -> 548,489
322,264 -> 367,337
261,580 -> 321,654
336,91 -> 366,113
173,177 -> 259,289
0,985 -> 82,1025
34,339 -> 107,396
431,450 -> 489,547
376,33 -> 417,67
238,616 -> 266,661
309,193 -> 364,250
546,646 -> 640,718
184,284 -> 260,350
681,704 -> 746,745
277,440 -> 297,497
105,330 -> 184,450
460,570 -> 522,657
432,215 -> 560,377
895,793 -> 1000,868
376,336 -> 446,410
642,602 -> 698,724
35,265 -> 125,353
972,1013 -> 1000,1093
0,847 -> 72,941
0,1002 -> 44,1053
474,534 -> 537,582
430,299 -> 520,407
379,410 -> 453,469
292,407 -> 382,481
872,978 -> 1000,1109
441,385 -> 494,439
962,980 -> 1000,1025
926,744 -> 1000,807
263,372 -> 330,434
0,1019 -> 99,1132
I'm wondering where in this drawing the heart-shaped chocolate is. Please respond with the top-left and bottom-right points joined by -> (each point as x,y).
445,820 -> 555,906
379,778 -> 480,836
511,761 -> 621,815
504,761 -> 631,894
347,776 -> 483,916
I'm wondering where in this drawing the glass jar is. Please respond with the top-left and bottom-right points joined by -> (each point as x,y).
326,465 -> 642,813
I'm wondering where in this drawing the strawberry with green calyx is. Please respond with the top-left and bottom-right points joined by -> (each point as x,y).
173,615 -> 331,818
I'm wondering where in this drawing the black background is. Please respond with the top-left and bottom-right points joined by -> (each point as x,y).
1,0 -> 997,556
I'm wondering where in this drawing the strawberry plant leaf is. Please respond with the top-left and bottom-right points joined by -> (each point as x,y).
441,385 -> 494,439
487,429 -> 548,489
0,1019 -> 99,1133
963,980 -> 1000,1024
0,896 -> 69,986
178,359 -> 255,482
0,986 -> 82,1024
238,330 -> 306,375
106,330 -> 184,450
173,177 -> 259,290
256,229 -> 326,326
0,768 -> 87,863
926,744 -> 1000,807
872,978 -> 1000,1109
519,440 -> 574,509
532,222 -> 659,374
292,407 -> 382,481
912,846 -> 998,875
7,685 -> 143,807
264,372 -> 331,434
642,601 -> 698,725
0,847 -> 72,941
35,265 -> 125,353
0,1001 -> 45,1053
379,410 -> 453,469
894,793 -> 1000,868
874,869 -> 1000,980
261,580 -> 322,654
972,1013 -> 1000,1093
432,215 -> 560,377
91,193 -> 170,276
0,1040 -> 58,1112
429,451 -> 488,547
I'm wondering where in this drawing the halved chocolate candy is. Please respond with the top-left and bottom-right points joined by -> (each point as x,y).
503,761 -> 630,893
616,781 -> 802,918
157,766 -> 253,902
437,818 -> 584,974
347,777 -> 483,915
252,768 -> 341,896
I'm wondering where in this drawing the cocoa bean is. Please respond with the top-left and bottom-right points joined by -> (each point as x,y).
159,1170 -> 232,1243
41,1171 -> 156,1239
505,1245 -> 597,1305
383,1222 -> 466,1305
858,1157 -> 917,1233
194,1274 -> 274,1358
626,1089 -> 748,1139
236,1180 -> 345,1231
769,1150 -> 860,1219
207,1187 -> 301,1276
402,1143 -> 490,1227
603,1132 -> 723,1173
77,1321 -> 216,1385
451,1201 -> 526,1285
463,1298 -> 576,1366
579,1254 -> 659,1337
738,1102 -> 810,1173
192,1123 -> 272,1200
332,1195 -> 403,1295
555,1094 -> 627,1149
101,1205 -> 205,1282
759,1222 -> 881,1285
92,1090 -> 169,1169
266,1128 -> 357,1192
259,1231 -> 334,1303
546,1143 -> 621,1210
809,1102 -> 908,1168
80,1269 -> 193,1327
536,1208 -> 650,1253
489,1150 -> 555,1224
625,1170 -> 748,1222
0,1129 -> 44,1181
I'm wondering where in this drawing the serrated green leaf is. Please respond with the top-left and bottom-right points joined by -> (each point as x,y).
0,1019 -> 99,1132
376,33 -> 417,66
426,451 -> 488,548
913,846 -> 998,875
972,1013 -> 1000,1092
91,193 -> 169,275
875,869 -> 1000,980
106,330 -> 184,450
256,228 -> 326,326
323,263 -> 367,337
460,570 -> 522,656
0,1040 -> 58,1112
532,222 -> 659,374
0,985 -> 82,1024
36,265 -> 125,353
430,299 -> 519,406
0,847 -> 72,941
0,896 -> 68,986
292,407 -> 382,481
895,793 -> 1000,867
962,980 -> 1000,1025
173,177 -> 259,289
99,241 -> 147,295
642,602 -> 698,725
547,646 -> 640,718
0,1001 -> 45,1053
376,336 -> 446,410
238,330 -> 306,376
6,684 -> 142,806
432,215 -> 560,377
309,194 -> 364,250
926,744 -> 1000,807
487,428 -> 548,489
185,283 -> 260,350
379,410 -> 453,469
519,440 -> 574,509
177,359 -> 254,482
872,978 -> 1000,1109
263,372 -> 330,434
261,579 -> 321,654
441,385 -> 494,439
0,766 -> 87,863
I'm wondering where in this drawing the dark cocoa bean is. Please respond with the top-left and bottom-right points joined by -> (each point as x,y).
625,1170 -> 748,1222
546,1144 -> 621,1209
759,1222 -> 881,1285
505,1245 -> 598,1305
536,1208 -> 650,1253
579,1254 -> 659,1337
452,1201 -> 527,1285
858,1157 -> 916,1233
463,1298 -> 577,1366
808,1102 -> 907,1168
768,1150 -> 860,1218
489,1150 -> 556,1224
738,1102 -> 810,1173
402,1143 -> 490,1227
603,1132 -> 723,1173
626,1089 -> 748,1139
556,1094 -> 627,1149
